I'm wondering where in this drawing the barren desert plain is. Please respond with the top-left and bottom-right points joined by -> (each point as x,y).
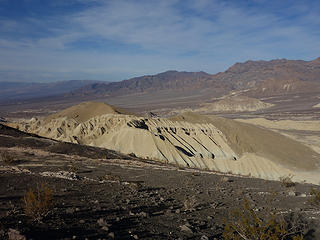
1,57 -> 320,240
3,0 -> 320,238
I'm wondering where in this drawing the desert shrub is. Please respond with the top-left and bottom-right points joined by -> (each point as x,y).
0,151 -> 14,163
223,199 -> 307,240
183,195 -> 197,212
23,183 -> 53,221
67,164 -> 79,173
309,187 -> 320,207
280,174 -> 296,188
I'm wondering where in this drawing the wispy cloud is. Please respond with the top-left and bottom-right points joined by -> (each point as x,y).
0,0 -> 319,82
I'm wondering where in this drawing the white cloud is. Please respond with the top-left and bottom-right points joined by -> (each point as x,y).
0,0 -> 319,81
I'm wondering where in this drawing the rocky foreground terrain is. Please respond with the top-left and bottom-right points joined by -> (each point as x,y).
1,124 -> 320,239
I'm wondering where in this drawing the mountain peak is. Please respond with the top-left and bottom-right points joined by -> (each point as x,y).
161,70 -> 178,74
68,57 -> 320,100
312,57 -> 320,62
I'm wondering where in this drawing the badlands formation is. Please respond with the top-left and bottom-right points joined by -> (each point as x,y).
198,96 -> 273,112
20,102 -> 320,184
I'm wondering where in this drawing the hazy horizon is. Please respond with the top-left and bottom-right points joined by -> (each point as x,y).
1,56 -> 320,83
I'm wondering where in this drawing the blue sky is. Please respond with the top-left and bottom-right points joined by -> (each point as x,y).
0,0 -> 320,82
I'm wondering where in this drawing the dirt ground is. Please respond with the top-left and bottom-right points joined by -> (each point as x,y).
1,124 -> 320,240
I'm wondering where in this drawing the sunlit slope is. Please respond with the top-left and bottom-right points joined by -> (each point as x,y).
20,104 -> 320,184
171,112 -> 319,171
44,101 -> 130,123
23,114 -> 238,169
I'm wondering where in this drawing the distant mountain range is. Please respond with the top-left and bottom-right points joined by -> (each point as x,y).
219,57 -> 320,97
1,57 -> 320,103
68,71 -> 225,97
70,57 -> 320,98
0,80 -> 106,102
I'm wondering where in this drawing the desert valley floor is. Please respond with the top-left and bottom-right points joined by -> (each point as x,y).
1,97 -> 320,239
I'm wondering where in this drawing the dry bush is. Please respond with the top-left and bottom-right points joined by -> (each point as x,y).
280,174 -> 296,188
309,187 -> 320,207
0,151 -> 15,164
23,183 -> 53,221
223,199 -> 308,240
67,164 -> 79,173
183,195 -> 197,212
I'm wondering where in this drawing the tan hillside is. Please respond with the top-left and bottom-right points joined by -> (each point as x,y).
171,112 -> 319,169
19,106 -> 320,184
313,103 -> 320,108
44,101 -> 129,123
171,112 -> 320,183
235,118 -> 320,131
235,118 -> 320,155
198,96 -> 273,112
21,114 -> 238,168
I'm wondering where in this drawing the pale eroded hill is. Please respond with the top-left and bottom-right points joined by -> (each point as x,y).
17,104 -> 320,184
22,114 -> 237,169
44,101 -> 132,123
313,103 -> 320,108
198,96 -> 273,112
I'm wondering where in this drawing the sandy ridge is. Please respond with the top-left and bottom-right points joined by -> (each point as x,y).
17,103 -> 320,184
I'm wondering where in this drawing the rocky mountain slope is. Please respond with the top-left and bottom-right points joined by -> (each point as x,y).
219,58 -> 320,90
70,71 -> 228,97
70,58 -> 320,99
